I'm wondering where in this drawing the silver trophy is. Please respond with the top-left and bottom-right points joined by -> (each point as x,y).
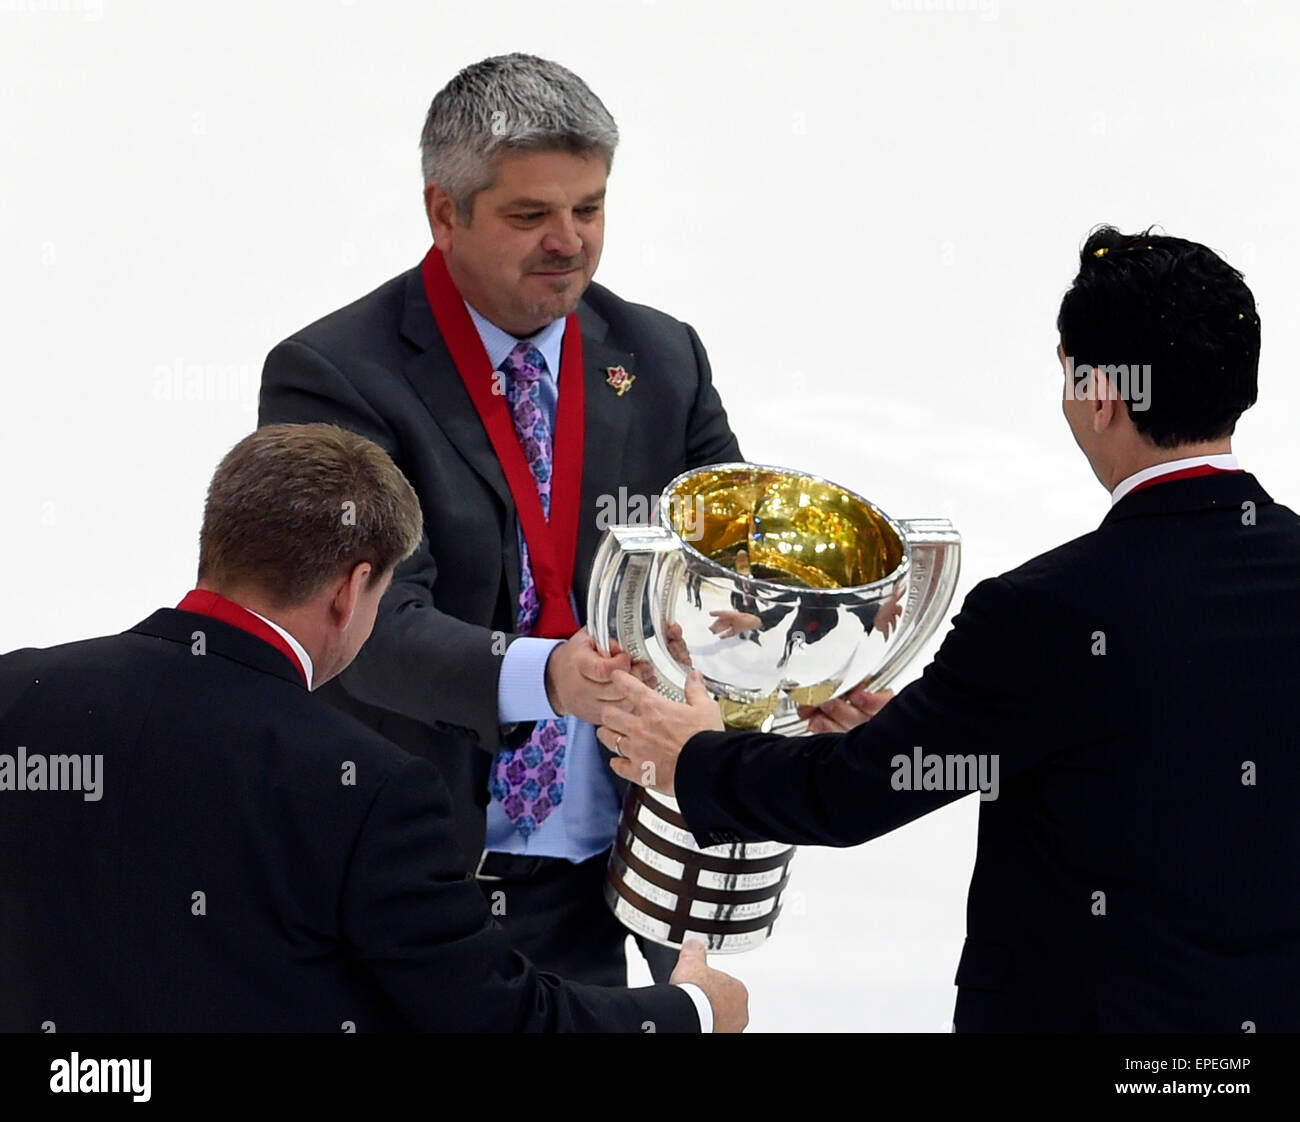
587,463 -> 960,952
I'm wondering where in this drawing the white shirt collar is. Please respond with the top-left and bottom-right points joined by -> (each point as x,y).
463,300 -> 567,381
1110,453 -> 1240,506
247,609 -> 314,689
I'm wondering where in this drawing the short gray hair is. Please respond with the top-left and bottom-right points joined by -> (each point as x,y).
420,53 -> 619,220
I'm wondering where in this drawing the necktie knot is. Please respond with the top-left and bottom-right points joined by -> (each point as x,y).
503,340 -> 547,385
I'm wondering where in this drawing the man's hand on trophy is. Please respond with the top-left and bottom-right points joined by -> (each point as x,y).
670,939 -> 749,1033
596,668 -> 724,795
543,628 -> 649,724
797,686 -> 894,733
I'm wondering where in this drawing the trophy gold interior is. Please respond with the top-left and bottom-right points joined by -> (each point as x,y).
666,467 -> 904,589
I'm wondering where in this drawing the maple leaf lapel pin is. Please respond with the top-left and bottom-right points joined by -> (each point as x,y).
605,365 -> 636,397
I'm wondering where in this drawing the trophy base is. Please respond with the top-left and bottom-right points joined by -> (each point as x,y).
604,785 -> 794,953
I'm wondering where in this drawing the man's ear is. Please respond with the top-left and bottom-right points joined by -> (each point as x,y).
1092,367 -> 1117,434
331,562 -> 373,629
425,182 -> 457,244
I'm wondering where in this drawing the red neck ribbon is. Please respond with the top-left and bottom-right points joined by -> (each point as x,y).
420,245 -> 584,638
1127,463 -> 1242,498
176,589 -> 309,687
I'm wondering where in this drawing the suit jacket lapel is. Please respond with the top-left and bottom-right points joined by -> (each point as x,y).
574,301 -> 636,616
399,269 -> 513,513
398,269 -> 522,608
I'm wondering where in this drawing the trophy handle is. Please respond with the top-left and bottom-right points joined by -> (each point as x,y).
587,526 -> 691,700
861,518 -> 961,693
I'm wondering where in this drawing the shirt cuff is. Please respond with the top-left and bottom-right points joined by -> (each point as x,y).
675,982 -> 713,1033
497,636 -> 564,724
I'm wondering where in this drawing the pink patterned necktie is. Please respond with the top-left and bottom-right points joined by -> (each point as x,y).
490,341 -> 567,839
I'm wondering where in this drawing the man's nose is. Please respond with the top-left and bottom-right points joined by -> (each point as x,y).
541,214 -> 583,259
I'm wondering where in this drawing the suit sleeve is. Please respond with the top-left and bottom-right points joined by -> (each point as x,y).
675,575 -> 1091,848
682,322 -> 742,467
340,756 -> 699,1032
259,339 -> 520,751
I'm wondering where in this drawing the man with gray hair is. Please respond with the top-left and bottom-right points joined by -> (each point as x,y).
260,54 -> 741,987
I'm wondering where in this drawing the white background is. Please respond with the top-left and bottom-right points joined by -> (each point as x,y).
3,0 -> 1298,1032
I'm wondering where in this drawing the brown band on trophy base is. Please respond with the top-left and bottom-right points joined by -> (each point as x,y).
607,786 -> 794,944
623,798 -> 791,874
605,856 -> 785,941
614,834 -> 790,906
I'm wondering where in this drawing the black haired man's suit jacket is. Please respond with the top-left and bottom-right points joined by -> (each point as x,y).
676,472 -> 1300,1032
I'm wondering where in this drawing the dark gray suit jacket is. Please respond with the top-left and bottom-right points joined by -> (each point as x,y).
259,264 -> 740,868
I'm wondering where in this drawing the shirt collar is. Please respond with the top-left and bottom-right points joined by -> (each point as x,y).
247,609 -> 315,690
463,300 -> 566,382
1110,453 -> 1240,506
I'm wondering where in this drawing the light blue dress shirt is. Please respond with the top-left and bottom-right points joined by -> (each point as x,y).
464,301 -> 623,864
